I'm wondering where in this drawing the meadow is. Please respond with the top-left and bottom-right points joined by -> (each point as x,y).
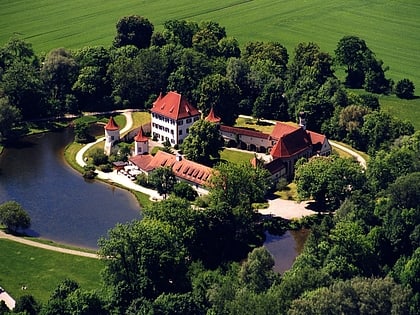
0,239 -> 103,303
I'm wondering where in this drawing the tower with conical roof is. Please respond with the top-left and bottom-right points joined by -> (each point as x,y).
133,127 -> 148,155
204,107 -> 221,125
104,117 -> 120,155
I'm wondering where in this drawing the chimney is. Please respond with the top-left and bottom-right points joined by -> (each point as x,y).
299,111 -> 307,130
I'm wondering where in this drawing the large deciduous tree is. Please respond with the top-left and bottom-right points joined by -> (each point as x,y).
41,48 -> 79,116
148,166 -> 176,199
295,156 -> 366,210
113,15 -> 154,49
197,73 -> 240,125
181,119 -> 223,165
98,219 -> 188,312
0,200 -> 31,233
208,162 -> 271,209
335,35 -> 372,88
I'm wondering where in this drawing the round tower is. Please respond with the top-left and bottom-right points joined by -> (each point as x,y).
133,127 -> 148,155
104,117 -> 120,155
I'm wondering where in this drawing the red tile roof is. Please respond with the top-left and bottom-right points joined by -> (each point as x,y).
205,107 -> 221,123
270,127 -> 312,158
129,154 -> 154,171
151,91 -> 200,120
104,117 -> 119,131
130,151 -> 212,186
134,127 -> 148,142
270,122 -> 299,140
307,131 -> 326,145
220,125 -> 270,139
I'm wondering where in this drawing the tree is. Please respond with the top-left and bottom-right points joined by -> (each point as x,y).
181,119 -> 223,165
243,41 -> 288,78
197,73 -> 240,125
163,19 -> 198,47
0,201 -> 31,233
0,97 -> 21,141
73,121 -> 92,143
1,60 -> 44,118
395,78 -> 415,99
98,219 -> 188,312
208,162 -> 271,209
109,48 -> 168,108
41,48 -> 79,116
113,15 -> 154,49
289,277 -> 412,315
239,247 -> 279,293
172,181 -> 198,201
335,35 -> 372,88
14,295 -> 40,315
148,166 -> 176,199
295,156 -> 366,210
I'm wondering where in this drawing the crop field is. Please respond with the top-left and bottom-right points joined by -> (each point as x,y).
1,0 -> 419,125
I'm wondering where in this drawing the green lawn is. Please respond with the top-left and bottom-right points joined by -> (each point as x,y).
0,239 -> 103,303
219,148 -> 254,164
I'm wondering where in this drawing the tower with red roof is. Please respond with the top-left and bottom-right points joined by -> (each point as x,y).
104,116 -> 120,155
133,127 -> 148,155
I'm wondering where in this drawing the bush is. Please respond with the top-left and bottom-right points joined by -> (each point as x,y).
98,164 -> 112,172
82,165 -> 97,179
395,78 -> 415,99
172,181 -> 198,201
90,148 -> 108,166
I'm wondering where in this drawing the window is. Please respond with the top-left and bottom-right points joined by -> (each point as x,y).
186,128 -> 189,134
194,117 -> 199,121
186,118 -> 192,123
178,120 -> 183,125
171,130 -> 174,134
179,130 -> 183,135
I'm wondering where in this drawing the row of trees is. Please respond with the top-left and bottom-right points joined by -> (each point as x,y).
0,15 -> 415,145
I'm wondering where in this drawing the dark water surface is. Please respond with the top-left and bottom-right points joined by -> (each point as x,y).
264,229 -> 309,274
0,128 -> 140,249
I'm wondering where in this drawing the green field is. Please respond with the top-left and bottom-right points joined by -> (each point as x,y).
0,239 -> 103,303
1,0 -> 419,87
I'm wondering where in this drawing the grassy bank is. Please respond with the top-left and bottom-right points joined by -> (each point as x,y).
0,239 -> 103,303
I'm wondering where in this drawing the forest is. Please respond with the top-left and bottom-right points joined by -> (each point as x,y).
0,15 -> 419,314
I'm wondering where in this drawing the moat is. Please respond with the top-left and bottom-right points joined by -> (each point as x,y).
0,128 -> 305,272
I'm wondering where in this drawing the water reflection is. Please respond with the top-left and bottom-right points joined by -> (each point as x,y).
0,128 -> 141,249
264,229 -> 309,274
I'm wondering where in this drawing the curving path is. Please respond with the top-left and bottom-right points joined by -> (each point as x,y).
329,140 -> 367,169
0,230 -> 98,258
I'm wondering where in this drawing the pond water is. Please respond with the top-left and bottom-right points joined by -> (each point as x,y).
0,128 -> 140,249
264,229 -> 309,274
0,128 -> 305,271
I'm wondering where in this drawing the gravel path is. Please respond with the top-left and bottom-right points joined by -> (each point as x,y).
0,230 -> 98,258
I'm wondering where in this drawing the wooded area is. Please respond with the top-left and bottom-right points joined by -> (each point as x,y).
0,15 -> 419,314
